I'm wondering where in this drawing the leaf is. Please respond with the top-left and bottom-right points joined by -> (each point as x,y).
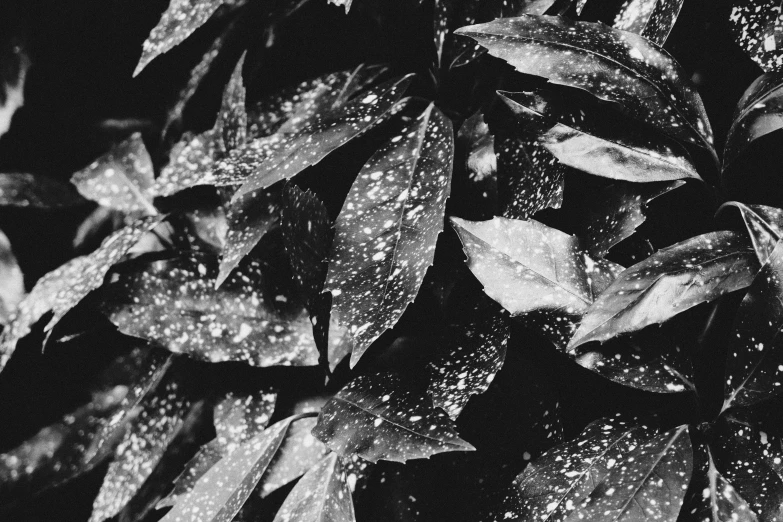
458,111 -> 497,196
0,172 -> 83,208
0,215 -> 165,370
724,72 -> 783,169
229,75 -> 413,200
494,417 -> 691,522
103,251 -> 320,367
272,453 -> 356,522
498,90 -> 701,184
0,227 -> 24,325
159,415 -> 306,522
684,447 -> 758,522
312,372 -> 474,464
454,15 -> 715,154
70,132 -> 158,215
728,1 -> 783,74
579,180 -> 685,258
217,53 -> 248,153
325,103 -> 453,366
327,0 -> 353,13
427,309 -> 510,419
153,128 -> 227,197
569,231 -> 759,349
0,38 -> 28,139
613,0 -> 685,46
719,202 -> 783,265
158,386 -> 277,508
134,0 -> 242,76
89,364 -> 194,522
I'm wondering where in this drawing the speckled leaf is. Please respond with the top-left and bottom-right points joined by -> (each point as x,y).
217,53 -> 247,152
455,16 -> 715,154
499,90 -> 701,183
312,372 -> 474,463
569,231 -> 759,349
0,172 -> 83,208
0,227 -> 23,325
613,0 -> 685,46
685,448 -> 758,522
89,366 -> 193,522
103,252 -> 320,367
325,103 -> 453,367
217,188 -> 280,287
489,414 -> 655,521
0,214 -> 165,369
134,0 -> 240,76
725,72 -> 783,169
458,111 -> 497,201
153,129 -> 226,197
159,415 -> 305,522
579,180 -> 685,257
70,133 -> 157,215
723,239 -> 783,409
272,453 -> 356,522
711,412 -> 783,522
158,387 -> 277,508
427,310 -> 510,419
720,201 -> 783,266
729,1 -> 783,73
230,75 -> 413,200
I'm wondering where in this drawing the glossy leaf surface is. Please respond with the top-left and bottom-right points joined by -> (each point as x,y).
721,202 -> 783,264
729,1 -> 783,73
613,0 -> 685,45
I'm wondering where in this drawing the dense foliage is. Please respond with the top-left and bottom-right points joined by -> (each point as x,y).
3,0 -> 783,521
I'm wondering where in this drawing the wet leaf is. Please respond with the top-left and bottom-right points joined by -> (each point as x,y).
724,72 -> 783,169
0,172 -> 83,208
728,0 -> 783,74
70,133 -> 157,215
613,0 -> 685,46
272,452 -> 356,522
498,90 -> 701,184
103,251 -> 320,367
579,180 -> 685,258
229,75 -> 413,200
570,231 -> 759,349
159,415 -> 305,522
455,15 -> 715,154
325,103 -> 453,367
0,215 -> 165,370
720,202 -> 783,265
0,227 -> 24,325
427,309 -> 510,419
135,0 -> 242,76
312,372 -> 474,464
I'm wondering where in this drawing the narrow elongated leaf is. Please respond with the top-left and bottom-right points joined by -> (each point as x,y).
0,227 -> 23,325
325,103 -> 453,366
89,366 -> 193,522
70,133 -> 157,215
729,1 -> 783,74
218,54 -> 247,152
569,231 -> 759,348
273,453 -> 356,522
230,75 -> 413,200
427,310 -> 510,419
725,72 -> 783,169
613,0 -> 685,46
312,372 -> 474,463
580,180 -> 685,257
0,172 -> 83,208
103,252 -> 320,367
724,239 -> 783,409
499,90 -> 701,184
685,448 -> 758,522
455,15 -> 715,153
134,0 -> 241,76
0,215 -> 165,369
160,415 -> 304,522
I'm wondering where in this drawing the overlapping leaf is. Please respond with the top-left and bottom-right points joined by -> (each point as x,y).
721,202 -> 783,264
0,214 -> 165,369
0,172 -> 83,208
683,447 -> 758,522
455,15 -> 715,154
499,90 -> 701,184
569,231 -> 759,348
103,251 -> 320,367
0,227 -> 23,325
724,72 -> 783,169
326,103 -> 453,366
312,372 -> 475,463
272,453 -> 356,522
217,53 -> 248,152
159,415 -> 306,522
729,0 -> 783,74
613,0 -> 685,46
